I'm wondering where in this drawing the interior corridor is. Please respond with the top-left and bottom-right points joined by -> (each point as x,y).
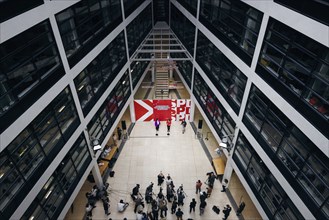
64,68 -> 262,220
66,121 -> 235,220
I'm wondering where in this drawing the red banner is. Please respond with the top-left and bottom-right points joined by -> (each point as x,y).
134,99 -> 191,121
153,100 -> 171,121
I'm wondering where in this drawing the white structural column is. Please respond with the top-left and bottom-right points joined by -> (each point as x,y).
91,165 -> 103,188
129,98 -> 136,123
189,98 -> 196,122
84,129 -> 104,188
222,159 -> 234,185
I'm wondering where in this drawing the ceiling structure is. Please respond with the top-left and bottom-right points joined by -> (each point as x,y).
130,22 -> 193,62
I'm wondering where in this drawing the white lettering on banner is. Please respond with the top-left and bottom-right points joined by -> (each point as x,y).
155,105 -> 170,110
171,99 -> 191,121
177,99 -> 185,107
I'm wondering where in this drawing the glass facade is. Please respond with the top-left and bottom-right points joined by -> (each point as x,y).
199,0 -> 263,66
193,70 -> 236,145
131,57 -> 150,89
123,0 -> 145,18
0,20 -> 64,133
74,31 -> 127,115
21,134 -> 91,220
176,0 -> 197,17
0,0 -> 43,23
87,70 -> 131,144
56,0 -> 122,67
233,132 -> 304,220
256,18 -> 329,138
0,87 -> 79,219
127,4 -> 152,57
176,60 -> 192,89
196,31 -> 247,114
153,0 -> 169,24
243,85 -> 329,219
274,0 -> 329,26
171,4 -> 196,57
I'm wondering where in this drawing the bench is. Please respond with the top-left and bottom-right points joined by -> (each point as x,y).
99,146 -> 118,175
212,157 -> 225,176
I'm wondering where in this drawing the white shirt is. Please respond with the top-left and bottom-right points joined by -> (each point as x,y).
136,212 -> 143,220
117,202 -> 125,212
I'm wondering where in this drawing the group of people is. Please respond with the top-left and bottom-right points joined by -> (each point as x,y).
154,118 -> 187,136
87,172 -> 239,219
195,172 -> 233,219
127,172 -> 191,220
124,171 -> 235,220
85,183 -> 111,219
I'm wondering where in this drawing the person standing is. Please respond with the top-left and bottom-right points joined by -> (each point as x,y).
102,197 -> 111,216
223,204 -> 232,220
157,171 -> 165,186
112,133 -> 118,146
171,199 -> 178,214
166,184 -> 174,202
134,195 -> 144,213
131,184 -> 140,201
159,199 -> 168,218
177,191 -> 185,206
145,182 -> 154,204
181,119 -> 187,134
152,202 -> 159,220
195,180 -> 202,194
236,202 -> 245,216
85,203 -> 93,219
166,174 -> 173,187
208,172 -> 216,188
175,208 -> 184,220
166,119 -> 171,135
154,118 -> 160,136
189,198 -> 197,213
117,127 -> 122,140
199,200 -> 207,216
207,186 -> 213,197
221,179 -> 228,192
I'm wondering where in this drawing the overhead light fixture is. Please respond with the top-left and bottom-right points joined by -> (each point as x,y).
58,105 -> 66,113
45,190 -> 52,199
78,85 -> 84,91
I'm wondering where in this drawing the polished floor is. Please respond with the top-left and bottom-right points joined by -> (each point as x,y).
65,70 -> 262,220
66,121 -> 236,220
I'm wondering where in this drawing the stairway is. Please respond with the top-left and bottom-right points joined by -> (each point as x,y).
155,59 -> 169,99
